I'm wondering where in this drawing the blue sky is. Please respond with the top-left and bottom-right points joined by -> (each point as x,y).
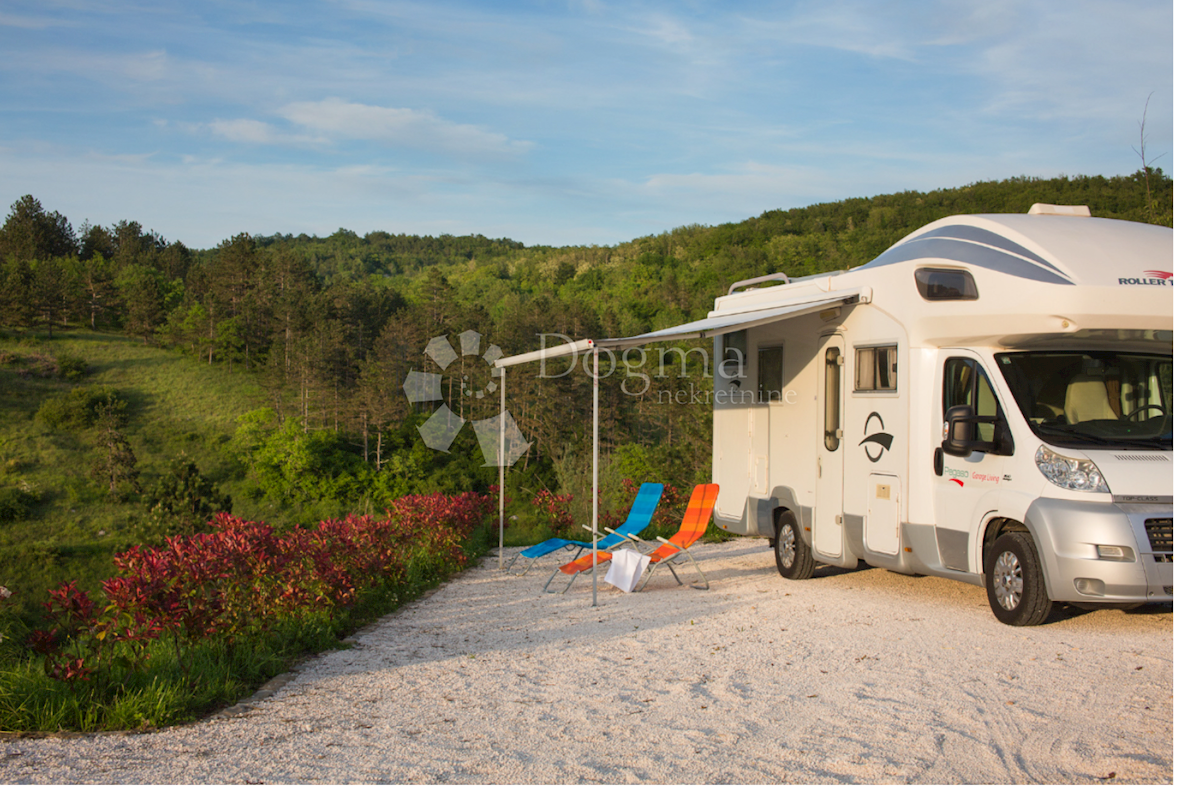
0,1 -> 1175,250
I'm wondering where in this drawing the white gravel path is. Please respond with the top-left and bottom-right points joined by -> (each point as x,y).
0,538 -> 1173,784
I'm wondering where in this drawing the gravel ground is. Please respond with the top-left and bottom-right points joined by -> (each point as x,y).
0,538 -> 1173,784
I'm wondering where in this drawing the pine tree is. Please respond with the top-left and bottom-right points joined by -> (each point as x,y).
90,397 -> 139,500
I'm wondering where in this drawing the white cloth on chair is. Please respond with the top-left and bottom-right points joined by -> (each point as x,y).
605,548 -> 650,593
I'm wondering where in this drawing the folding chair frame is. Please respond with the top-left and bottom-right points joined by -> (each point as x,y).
635,536 -> 710,591
542,526 -> 641,593
505,538 -> 590,576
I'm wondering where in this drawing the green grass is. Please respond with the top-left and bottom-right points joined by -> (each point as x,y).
0,628 -> 320,732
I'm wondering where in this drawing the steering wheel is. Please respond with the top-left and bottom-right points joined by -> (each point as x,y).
1121,404 -> 1166,421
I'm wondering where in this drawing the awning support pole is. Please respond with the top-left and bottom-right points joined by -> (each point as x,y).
499,366 -> 506,569
592,348 -> 599,608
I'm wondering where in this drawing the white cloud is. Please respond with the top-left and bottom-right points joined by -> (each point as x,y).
208,119 -> 280,144
277,98 -> 533,159
207,118 -> 323,146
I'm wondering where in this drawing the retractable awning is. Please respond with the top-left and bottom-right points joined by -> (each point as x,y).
492,284 -> 869,605
493,287 -> 868,368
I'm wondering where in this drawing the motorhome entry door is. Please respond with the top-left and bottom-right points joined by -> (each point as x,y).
814,335 -> 845,558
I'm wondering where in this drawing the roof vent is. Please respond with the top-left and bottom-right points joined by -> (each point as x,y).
1028,203 -> 1091,217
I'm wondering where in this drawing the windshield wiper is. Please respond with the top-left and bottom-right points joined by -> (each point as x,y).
1037,426 -> 1108,444
1037,426 -> 1169,450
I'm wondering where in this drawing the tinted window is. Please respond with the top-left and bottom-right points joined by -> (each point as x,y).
916,268 -> 978,301
758,346 -> 783,402
721,330 -> 747,380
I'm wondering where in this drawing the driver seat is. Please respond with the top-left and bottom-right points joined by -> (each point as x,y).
1064,375 -> 1117,423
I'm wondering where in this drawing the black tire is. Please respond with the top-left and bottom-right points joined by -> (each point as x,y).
775,510 -> 815,580
985,532 -> 1052,626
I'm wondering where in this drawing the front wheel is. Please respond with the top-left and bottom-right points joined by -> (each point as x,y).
985,532 -> 1052,626
775,510 -> 815,580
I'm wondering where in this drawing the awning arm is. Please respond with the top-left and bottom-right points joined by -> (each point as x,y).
494,339 -> 594,369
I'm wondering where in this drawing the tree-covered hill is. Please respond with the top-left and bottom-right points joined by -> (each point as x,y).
233,170 -> 1172,337
0,170 -> 1173,618
1,168 -> 1175,482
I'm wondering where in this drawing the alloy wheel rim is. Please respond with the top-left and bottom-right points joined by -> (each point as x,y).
993,550 -> 1023,611
779,524 -> 796,568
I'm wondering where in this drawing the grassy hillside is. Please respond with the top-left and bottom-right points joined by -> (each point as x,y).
0,330 -> 273,618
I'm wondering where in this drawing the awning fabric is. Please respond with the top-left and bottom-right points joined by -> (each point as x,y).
494,287 -> 867,367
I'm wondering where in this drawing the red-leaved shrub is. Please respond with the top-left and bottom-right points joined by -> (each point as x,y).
33,492 -> 493,681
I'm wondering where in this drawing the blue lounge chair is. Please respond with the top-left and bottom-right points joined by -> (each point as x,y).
505,482 -> 664,577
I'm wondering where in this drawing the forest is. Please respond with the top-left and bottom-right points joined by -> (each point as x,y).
0,169 -> 1173,617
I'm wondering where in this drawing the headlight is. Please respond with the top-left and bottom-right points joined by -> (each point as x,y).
1035,445 -> 1110,493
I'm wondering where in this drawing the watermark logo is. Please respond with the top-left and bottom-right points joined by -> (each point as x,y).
532,333 -> 793,405
402,330 -> 530,466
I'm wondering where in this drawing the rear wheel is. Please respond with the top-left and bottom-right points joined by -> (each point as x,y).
775,510 -> 815,580
985,532 -> 1052,626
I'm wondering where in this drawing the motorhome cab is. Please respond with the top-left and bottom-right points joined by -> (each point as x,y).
710,204 -> 1172,625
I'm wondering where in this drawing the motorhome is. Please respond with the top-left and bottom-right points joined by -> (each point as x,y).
708,205 -> 1172,625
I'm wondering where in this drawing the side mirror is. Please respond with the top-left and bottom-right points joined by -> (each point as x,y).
942,405 -> 978,457
941,405 -> 1012,457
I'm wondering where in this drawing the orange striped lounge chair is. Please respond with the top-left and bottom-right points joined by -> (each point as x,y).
548,483 -> 719,593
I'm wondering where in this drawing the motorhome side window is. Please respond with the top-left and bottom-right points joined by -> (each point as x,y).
758,346 -> 783,402
721,330 -> 747,380
855,345 -> 897,391
943,358 -> 1001,443
916,268 -> 978,301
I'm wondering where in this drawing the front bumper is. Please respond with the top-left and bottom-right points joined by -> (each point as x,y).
1025,498 -> 1172,603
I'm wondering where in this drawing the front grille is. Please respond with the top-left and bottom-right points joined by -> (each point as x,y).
1144,517 -> 1172,553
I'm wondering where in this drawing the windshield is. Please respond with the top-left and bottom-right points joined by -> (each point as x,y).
994,351 -> 1172,450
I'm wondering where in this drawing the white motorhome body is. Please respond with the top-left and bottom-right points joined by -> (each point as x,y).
710,206 -> 1172,625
